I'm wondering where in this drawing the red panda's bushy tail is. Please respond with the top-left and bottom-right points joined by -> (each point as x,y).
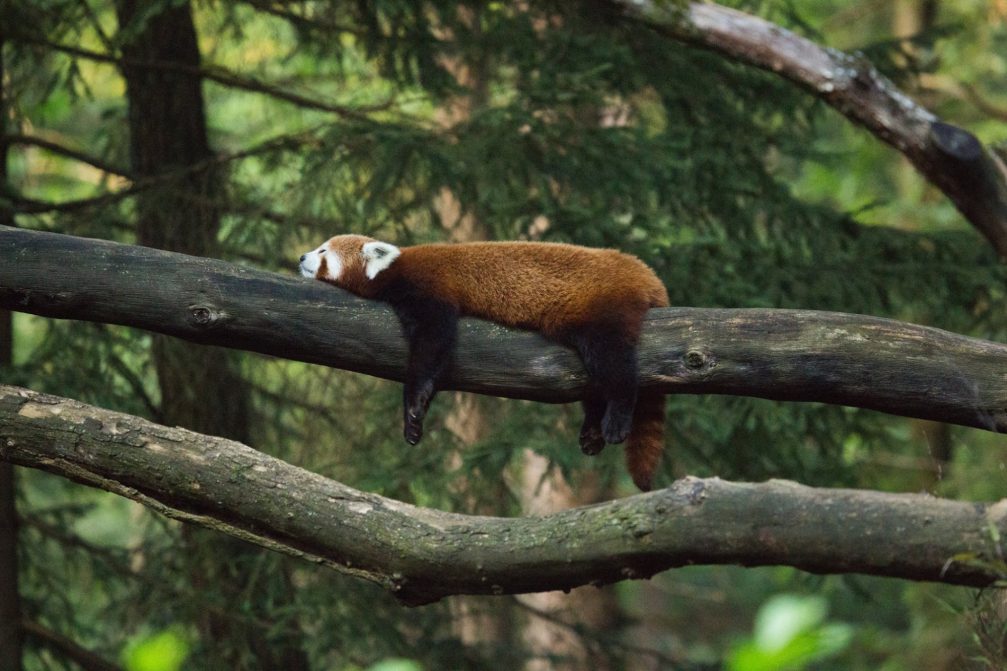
625,391 -> 665,491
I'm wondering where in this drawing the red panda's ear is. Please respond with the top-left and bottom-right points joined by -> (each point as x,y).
362,241 -> 401,279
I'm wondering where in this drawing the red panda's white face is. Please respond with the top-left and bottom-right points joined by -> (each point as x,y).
299,241 -> 340,280
299,235 -> 401,288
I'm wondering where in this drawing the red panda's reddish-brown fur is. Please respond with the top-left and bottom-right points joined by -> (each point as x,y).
331,236 -> 668,334
309,234 -> 669,491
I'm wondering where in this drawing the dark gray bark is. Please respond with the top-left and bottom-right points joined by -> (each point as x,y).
1,384 -> 1004,605
613,1 -> 1007,258
0,466 -> 18,671
115,0 -> 250,442
2,226 -> 1006,433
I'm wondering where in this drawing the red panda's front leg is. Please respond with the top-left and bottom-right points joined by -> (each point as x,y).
390,298 -> 460,445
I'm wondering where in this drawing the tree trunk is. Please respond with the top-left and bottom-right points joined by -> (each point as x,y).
519,454 -> 617,671
115,0 -> 250,441
431,7 -> 516,649
114,3 -> 307,667
0,36 -> 24,671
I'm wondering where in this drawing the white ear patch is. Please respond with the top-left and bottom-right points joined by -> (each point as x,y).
362,241 -> 401,279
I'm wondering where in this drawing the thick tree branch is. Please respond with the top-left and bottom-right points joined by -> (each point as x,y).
2,226 -> 1006,433
1,384 -> 1004,605
613,1 -> 1007,258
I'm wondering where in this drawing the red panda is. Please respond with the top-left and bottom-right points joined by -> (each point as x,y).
300,234 -> 669,491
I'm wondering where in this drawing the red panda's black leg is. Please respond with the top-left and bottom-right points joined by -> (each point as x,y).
571,324 -> 639,445
579,395 -> 607,455
390,298 -> 459,445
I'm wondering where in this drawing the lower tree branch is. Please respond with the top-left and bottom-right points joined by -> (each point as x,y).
2,227 -> 1006,433
613,1 -> 1007,258
1,384 -> 1004,605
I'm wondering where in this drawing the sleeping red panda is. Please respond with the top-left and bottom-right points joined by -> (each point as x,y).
299,235 -> 669,491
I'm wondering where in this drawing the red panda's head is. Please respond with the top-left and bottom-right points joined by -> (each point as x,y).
299,235 -> 401,296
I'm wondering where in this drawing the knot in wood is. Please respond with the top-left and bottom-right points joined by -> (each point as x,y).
187,304 -> 220,329
684,349 -> 708,370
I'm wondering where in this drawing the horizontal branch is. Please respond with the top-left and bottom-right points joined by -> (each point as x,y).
614,1 -> 1007,257
1,384 -> 1004,604
2,226 -> 1006,433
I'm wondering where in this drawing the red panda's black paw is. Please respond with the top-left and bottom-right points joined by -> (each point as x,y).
579,426 -> 606,456
602,411 -> 632,445
404,417 -> 424,445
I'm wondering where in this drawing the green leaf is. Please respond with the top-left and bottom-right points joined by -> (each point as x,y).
727,595 -> 853,671
122,628 -> 190,671
753,594 -> 828,651
366,659 -> 424,671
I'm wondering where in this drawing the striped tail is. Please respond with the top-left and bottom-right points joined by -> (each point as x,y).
625,390 -> 666,491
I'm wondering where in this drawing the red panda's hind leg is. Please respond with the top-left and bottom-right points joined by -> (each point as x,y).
579,395 -> 607,455
571,324 -> 639,446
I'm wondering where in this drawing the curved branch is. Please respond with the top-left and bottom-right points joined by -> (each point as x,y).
1,384 -> 1004,605
1,226 -> 1006,433
613,1 -> 1007,257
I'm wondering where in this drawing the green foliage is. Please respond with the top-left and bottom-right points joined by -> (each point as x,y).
727,594 -> 852,671
122,628 -> 191,671
365,660 -> 424,671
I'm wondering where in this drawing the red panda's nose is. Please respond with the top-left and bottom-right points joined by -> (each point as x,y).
299,254 -> 306,263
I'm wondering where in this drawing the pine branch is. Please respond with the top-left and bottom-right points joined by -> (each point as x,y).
21,619 -> 123,671
613,1 -> 1007,258
2,128 -> 326,215
1,384 -> 1004,605
1,226 -> 1005,433
237,0 -> 364,37
1,134 -> 130,177
11,34 -> 391,119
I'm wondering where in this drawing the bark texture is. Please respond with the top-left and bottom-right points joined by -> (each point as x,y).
613,0 -> 1007,258
0,463 -> 18,671
2,227 -> 1007,433
1,384 -> 1004,605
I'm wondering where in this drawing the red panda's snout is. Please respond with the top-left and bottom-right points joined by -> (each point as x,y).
299,242 -> 329,279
